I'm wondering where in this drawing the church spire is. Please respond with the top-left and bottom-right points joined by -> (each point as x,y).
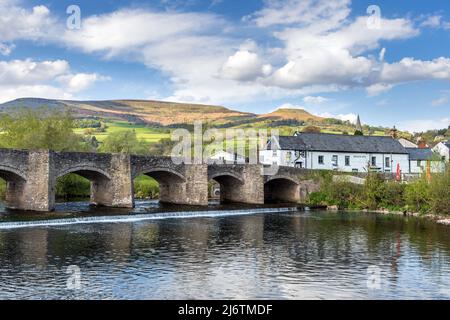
356,114 -> 362,132
354,114 -> 363,135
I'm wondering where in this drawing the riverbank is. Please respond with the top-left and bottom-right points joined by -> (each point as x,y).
325,205 -> 450,226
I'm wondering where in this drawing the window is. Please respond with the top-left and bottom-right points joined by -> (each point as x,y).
332,155 -> 338,166
371,156 -> 377,166
385,157 -> 390,168
318,155 -> 324,165
345,156 -> 350,166
417,160 -> 421,167
273,150 -> 277,156
286,152 -> 292,161
352,168 -> 358,173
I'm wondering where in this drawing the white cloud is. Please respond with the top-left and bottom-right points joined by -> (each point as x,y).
398,118 -> 450,132
317,112 -> 358,124
0,59 -> 107,103
63,9 -> 226,56
258,4 -> 420,94
0,2 -> 56,42
2,0 -> 450,106
57,73 -> 110,93
380,57 -> 450,83
366,83 -> 393,96
220,50 -> 267,81
303,96 -> 329,104
420,15 -> 450,30
420,15 -> 442,28
245,0 -> 351,28
0,59 -> 70,85
432,96 -> 448,106
0,43 -> 14,56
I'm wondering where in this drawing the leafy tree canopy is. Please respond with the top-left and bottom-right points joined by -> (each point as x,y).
0,107 -> 90,151
99,130 -> 150,154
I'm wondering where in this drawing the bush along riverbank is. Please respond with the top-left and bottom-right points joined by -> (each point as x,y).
307,166 -> 450,223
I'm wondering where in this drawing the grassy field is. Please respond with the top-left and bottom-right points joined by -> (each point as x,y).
73,119 -> 390,149
74,120 -> 171,142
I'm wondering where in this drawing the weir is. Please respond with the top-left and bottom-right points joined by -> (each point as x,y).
0,148 -> 321,212
0,207 -> 299,229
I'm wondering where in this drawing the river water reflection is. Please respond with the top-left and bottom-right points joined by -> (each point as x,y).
0,201 -> 449,299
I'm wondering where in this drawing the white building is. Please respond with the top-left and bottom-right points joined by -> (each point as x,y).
260,132 -> 410,173
432,140 -> 450,162
406,148 -> 446,173
208,150 -> 246,164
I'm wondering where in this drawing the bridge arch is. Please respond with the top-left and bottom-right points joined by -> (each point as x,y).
135,168 -> 186,183
209,172 -> 245,203
0,165 -> 28,210
264,176 -> 300,204
134,168 -> 187,205
54,166 -> 113,207
56,166 -> 112,181
0,165 -> 27,182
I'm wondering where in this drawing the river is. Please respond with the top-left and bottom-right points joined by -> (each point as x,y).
0,200 -> 449,299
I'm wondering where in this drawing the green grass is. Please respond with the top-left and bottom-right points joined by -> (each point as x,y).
74,120 -> 171,143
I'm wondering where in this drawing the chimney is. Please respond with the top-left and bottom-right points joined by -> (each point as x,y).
417,136 -> 427,149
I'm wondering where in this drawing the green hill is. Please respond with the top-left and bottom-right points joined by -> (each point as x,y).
0,98 -> 410,142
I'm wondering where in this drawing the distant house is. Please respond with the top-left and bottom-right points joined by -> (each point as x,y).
260,132 -> 409,173
208,150 -> 246,164
398,138 -> 418,148
406,148 -> 445,173
432,140 -> 450,162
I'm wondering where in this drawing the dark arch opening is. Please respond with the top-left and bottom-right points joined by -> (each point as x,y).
55,168 -> 111,206
264,178 -> 299,204
0,168 -> 27,208
134,169 -> 185,205
209,174 -> 244,204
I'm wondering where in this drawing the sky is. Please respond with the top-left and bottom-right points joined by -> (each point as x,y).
0,0 -> 449,132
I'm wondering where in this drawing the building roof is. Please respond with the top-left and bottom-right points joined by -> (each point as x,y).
272,132 -> 408,154
405,148 -> 436,160
398,138 -> 418,148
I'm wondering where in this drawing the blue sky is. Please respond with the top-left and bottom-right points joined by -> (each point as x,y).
0,0 -> 449,132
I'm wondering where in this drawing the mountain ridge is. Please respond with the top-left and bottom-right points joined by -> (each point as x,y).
0,97 -> 325,126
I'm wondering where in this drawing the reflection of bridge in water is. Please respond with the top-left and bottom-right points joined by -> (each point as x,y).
0,149 -> 320,211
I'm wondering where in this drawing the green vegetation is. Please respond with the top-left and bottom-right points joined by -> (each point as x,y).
99,130 -> 150,154
134,175 -> 159,199
308,167 -> 450,215
0,107 -> 90,151
56,174 -> 91,200
73,120 -> 170,143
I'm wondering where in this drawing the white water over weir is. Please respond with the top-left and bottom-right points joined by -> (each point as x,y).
0,207 -> 299,230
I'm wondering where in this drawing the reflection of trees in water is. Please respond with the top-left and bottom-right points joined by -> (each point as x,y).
0,212 -> 449,289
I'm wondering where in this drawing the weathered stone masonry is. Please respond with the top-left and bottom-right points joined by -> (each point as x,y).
0,148 -> 320,211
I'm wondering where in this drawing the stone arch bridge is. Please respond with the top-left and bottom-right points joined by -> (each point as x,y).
0,149 -> 320,211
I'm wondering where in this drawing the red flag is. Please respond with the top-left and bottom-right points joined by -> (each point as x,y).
396,163 -> 401,181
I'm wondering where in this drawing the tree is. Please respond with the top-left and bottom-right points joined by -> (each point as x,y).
354,130 -> 364,136
99,130 -> 150,154
148,138 -> 176,156
0,107 -> 89,151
